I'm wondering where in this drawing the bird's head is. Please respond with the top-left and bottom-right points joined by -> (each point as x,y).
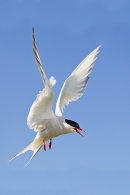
65,119 -> 86,136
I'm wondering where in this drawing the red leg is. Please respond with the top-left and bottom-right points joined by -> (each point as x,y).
49,139 -> 52,150
43,140 -> 46,151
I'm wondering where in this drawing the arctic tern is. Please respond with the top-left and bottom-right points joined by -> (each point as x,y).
9,28 -> 101,166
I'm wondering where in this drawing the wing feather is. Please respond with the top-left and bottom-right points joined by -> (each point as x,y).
55,45 -> 101,116
27,28 -> 56,130
32,27 -> 51,88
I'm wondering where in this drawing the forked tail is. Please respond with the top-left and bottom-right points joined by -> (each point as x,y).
9,138 -> 43,167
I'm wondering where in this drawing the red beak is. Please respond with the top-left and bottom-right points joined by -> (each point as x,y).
74,127 -> 86,137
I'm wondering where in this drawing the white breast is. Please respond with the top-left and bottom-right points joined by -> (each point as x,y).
35,116 -> 74,141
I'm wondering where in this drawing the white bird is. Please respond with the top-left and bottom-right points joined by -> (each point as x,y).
9,28 -> 101,166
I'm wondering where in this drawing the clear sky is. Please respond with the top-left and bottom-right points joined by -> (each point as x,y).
0,0 -> 130,194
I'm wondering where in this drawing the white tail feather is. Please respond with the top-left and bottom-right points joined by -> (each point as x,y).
9,138 -> 43,167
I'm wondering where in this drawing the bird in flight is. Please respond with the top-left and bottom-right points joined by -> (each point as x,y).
9,28 -> 101,166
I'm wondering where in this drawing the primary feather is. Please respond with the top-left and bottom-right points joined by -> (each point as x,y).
55,45 -> 101,116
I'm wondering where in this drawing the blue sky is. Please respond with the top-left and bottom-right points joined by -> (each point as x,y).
0,0 -> 130,194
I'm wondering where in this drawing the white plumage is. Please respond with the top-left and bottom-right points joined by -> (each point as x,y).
9,28 -> 101,166
55,46 -> 100,116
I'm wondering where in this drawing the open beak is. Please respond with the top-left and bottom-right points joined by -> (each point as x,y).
74,127 -> 86,137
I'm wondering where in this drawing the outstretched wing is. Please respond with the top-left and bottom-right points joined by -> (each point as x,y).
27,28 -> 56,131
55,45 -> 101,116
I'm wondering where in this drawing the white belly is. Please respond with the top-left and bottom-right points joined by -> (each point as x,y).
36,116 -> 74,141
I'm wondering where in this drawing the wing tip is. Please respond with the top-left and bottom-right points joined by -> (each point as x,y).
97,44 -> 102,52
32,27 -> 34,34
